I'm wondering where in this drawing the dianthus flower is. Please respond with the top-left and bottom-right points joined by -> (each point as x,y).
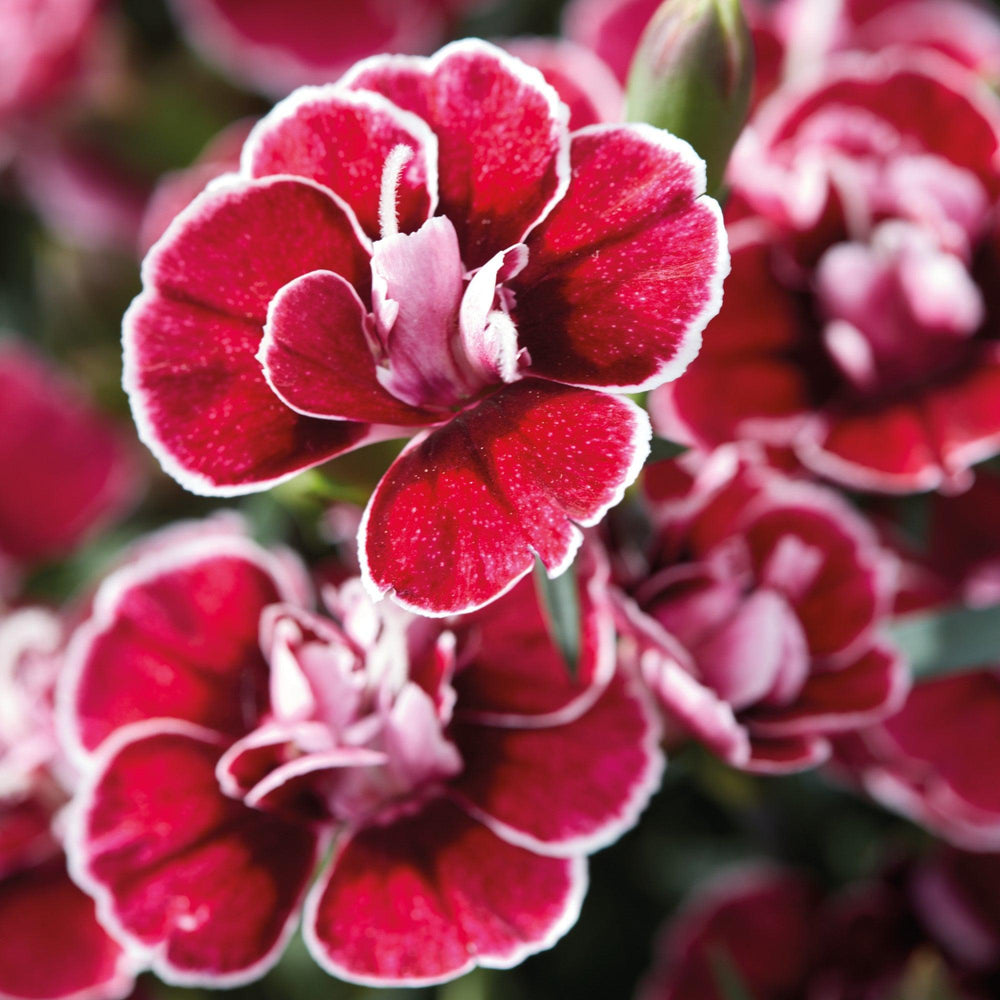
612,448 -> 906,772
63,530 -> 662,986
124,39 -> 726,615
652,51 -> 1000,492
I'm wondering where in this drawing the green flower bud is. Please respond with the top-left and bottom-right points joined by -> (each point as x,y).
625,0 -> 754,193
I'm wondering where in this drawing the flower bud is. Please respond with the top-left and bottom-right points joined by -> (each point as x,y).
625,0 -> 753,193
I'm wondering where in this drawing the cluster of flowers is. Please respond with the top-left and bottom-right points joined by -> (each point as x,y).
6,0 -> 1000,996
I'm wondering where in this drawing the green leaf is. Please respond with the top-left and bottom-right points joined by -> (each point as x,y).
534,557 -> 582,679
709,948 -> 756,1000
888,603 -> 1000,678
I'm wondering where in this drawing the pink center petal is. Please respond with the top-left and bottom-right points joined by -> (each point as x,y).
371,216 -> 478,409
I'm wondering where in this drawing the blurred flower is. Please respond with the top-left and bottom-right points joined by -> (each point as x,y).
783,0 -> 1000,85
123,39 -> 726,616
652,51 -> 1000,493
0,0 -> 103,146
0,342 -> 140,592
637,860 -> 997,999
169,0 -> 481,97
884,470 -> 1000,614
15,132 -> 149,253
501,37 -> 624,130
62,530 -> 661,986
835,669 -> 1000,850
613,447 -> 906,772
0,608 -> 136,1000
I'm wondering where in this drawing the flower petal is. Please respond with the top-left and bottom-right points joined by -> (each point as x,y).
744,735 -> 831,774
141,175 -> 371,323
0,343 -> 139,568
513,124 -> 727,392
360,380 -> 650,616
648,235 -> 813,449
345,39 -> 570,268
0,858 -> 135,1000
741,480 -> 891,662
450,544 -> 615,726
450,671 -> 663,855
170,0 -> 451,97
501,37 -> 624,130
304,798 -> 585,986
749,642 -> 910,738
67,722 -> 320,987
637,866 -> 817,1000
797,403 -> 943,494
258,269 -> 430,424
63,536 -> 301,760
127,176 -> 375,495
243,86 -> 437,240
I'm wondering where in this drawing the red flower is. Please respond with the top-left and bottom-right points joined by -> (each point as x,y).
652,51 -> 1000,492
0,0 -> 102,141
61,528 -> 662,986
835,669 -> 1000,850
638,861 -> 988,1000
169,0 -> 480,97
613,448 -> 906,773
125,40 -> 726,615
0,609 -> 136,1000
0,343 -> 139,587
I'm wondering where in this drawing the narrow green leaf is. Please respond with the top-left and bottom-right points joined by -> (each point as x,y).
709,948 -> 756,1000
888,603 -> 1000,678
534,557 -> 581,679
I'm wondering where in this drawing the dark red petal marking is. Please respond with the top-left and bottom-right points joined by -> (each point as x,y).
72,725 -> 319,985
451,671 -> 662,853
514,125 -> 726,391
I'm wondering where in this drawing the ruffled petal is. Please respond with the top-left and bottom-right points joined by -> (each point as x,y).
67,723 -> 320,987
749,642 -> 909,737
304,798 -> 585,986
243,86 -> 437,240
126,176 -> 374,494
258,269 -> 430,424
64,536 -> 301,759
360,380 -> 650,616
450,544 -> 615,726
501,37 -> 624,129
513,124 -> 727,392
345,39 -> 570,268
450,671 -> 663,854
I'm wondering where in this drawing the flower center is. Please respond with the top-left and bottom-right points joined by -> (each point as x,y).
216,583 -> 462,827
367,149 -> 529,412
816,223 -> 984,397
